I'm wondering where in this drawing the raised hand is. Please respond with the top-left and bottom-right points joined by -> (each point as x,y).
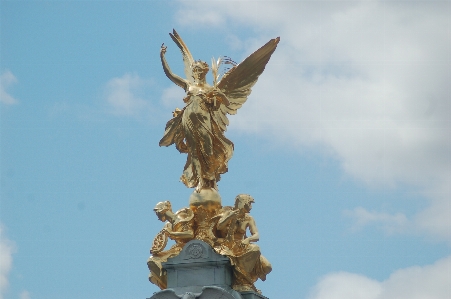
160,43 -> 167,55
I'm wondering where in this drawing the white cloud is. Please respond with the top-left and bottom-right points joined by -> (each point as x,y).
175,1 -> 451,241
0,224 -> 15,299
225,34 -> 244,51
415,191 -> 451,242
0,70 -> 19,105
344,207 -> 409,234
103,73 -> 153,118
308,255 -> 451,299
19,290 -> 31,299
346,188 -> 451,241
161,85 -> 185,109
309,272 -> 381,299
174,3 -> 225,27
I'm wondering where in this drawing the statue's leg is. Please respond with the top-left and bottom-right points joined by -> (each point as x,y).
231,266 -> 261,294
258,255 -> 272,281
149,272 -> 167,290
147,257 -> 167,289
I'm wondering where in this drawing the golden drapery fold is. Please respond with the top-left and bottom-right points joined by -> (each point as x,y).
160,95 -> 234,188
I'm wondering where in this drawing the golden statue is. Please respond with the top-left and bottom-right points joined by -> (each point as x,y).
159,30 -> 279,192
215,195 -> 272,293
148,30 -> 278,294
147,201 -> 194,289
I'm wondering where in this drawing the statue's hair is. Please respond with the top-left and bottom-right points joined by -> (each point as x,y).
153,201 -> 172,213
192,60 -> 209,70
234,194 -> 255,208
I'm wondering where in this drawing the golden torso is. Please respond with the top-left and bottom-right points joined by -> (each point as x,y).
233,214 -> 251,241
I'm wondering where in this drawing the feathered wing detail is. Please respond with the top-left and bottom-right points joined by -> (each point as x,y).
169,29 -> 195,84
212,37 -> 280,131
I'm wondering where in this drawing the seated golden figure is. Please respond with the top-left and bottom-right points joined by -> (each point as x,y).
147,201 -> 194,289
215,195 -> 272,293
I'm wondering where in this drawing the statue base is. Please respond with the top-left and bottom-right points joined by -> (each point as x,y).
147,240 -> 267,299
240,291 -> 269,299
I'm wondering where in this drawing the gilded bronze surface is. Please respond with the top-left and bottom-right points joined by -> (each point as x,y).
148,29 -> 278,294
215,195 -> 271,293
159,29 -> 279,192
148,195 -> 271,293
147,201 -> 194,289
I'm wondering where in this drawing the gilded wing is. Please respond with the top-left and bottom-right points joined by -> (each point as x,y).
169,29 -> 195,83
212,37 -> 280,132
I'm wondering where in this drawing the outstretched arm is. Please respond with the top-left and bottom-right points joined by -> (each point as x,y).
160,44 -> 188,91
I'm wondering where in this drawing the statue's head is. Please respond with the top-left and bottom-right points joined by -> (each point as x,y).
153,201 -> 172,221
234,194 -> 255,212
191,60 -> 209,80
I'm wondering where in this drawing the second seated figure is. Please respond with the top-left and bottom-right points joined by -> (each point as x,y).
215,194 -> 272,293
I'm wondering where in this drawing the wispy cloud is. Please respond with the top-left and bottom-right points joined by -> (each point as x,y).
344,207 -> 409,235
161,85 -> 185,109
0,224 -> 15,299
347,185 -> 451,242
176,1 -> 451,242
174,5 -> 225,27
0,70 -> 19,105
308,255 -> 451,299
103,73 -> 153,118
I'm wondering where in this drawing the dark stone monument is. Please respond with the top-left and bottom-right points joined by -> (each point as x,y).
147,240 -> 266,299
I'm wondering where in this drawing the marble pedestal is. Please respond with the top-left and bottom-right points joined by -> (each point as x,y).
147,240 -> 267,299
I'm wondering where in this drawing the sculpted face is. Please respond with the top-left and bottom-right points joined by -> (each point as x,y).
153,201 -> 171,222
235,194 -> 255,212
155,211 -> 167,222
192,61 -> 209,81
244,201 -> 253,213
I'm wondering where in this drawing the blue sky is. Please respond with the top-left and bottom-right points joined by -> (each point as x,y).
1,1 -> 450,299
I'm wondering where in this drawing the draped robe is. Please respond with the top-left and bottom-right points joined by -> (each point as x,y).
160,89 -> 234,188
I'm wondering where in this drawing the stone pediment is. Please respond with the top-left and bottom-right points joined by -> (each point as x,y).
163,240 -> 229,268
161,240 -> 236,296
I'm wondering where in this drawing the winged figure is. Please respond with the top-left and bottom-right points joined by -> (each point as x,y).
159,29 -> 279,192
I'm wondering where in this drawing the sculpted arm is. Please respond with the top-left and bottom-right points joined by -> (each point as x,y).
164,223 -> 194,239
217,209 -> 238,231
243,216 -> 260,245
160,44 -> 188,90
